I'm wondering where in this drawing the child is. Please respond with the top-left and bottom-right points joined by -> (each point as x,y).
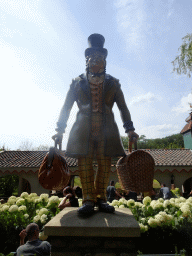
58,186 -> 79,210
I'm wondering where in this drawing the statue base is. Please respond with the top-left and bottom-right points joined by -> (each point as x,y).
44,207 -> 140,256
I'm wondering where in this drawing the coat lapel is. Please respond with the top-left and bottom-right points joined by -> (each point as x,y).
104,74 -> 113,97
79,73 -> 90,99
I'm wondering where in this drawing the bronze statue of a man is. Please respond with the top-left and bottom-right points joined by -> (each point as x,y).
52,34 -> 139,216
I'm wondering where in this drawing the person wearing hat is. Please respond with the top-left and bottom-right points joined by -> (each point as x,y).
52,33 -> 139,216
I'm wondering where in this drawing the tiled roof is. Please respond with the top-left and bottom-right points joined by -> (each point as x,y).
180,121 -> 192,134
0,149 -> 192,169
136,149 -> 192,166
0,151 -> 77,168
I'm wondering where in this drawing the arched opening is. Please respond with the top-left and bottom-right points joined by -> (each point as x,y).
0,174 -> 19,197
21,178 -> 31,194
183,177 -> 192,198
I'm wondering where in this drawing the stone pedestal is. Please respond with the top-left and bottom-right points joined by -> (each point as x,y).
44,207 -> 140,256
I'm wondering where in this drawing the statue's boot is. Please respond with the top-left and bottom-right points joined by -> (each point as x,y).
97,198 -> 115,213
77,201 -> 95,216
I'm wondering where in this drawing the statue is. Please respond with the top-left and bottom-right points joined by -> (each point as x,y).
52,34 -> 139,216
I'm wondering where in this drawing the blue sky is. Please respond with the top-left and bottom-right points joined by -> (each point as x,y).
1,0 -> 192,150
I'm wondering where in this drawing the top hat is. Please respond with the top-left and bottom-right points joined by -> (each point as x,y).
85,33 -> 108,58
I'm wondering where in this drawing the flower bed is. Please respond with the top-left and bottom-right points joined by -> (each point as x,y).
0,193 -> 192,254
109,196 -> 192,254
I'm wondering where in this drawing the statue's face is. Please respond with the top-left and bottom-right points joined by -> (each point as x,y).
87,54 -> 106,85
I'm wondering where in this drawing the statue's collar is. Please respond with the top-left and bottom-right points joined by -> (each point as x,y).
78,73 -> 113,98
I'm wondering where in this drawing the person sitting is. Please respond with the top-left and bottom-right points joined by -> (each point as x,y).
159,183 -> 172,200
16,223 -> 51,256
125,190 -> 137,201
170,184 -> 182,198
106,180 -> 123,203
58,186 -> 79,210
73,186 -> 82,199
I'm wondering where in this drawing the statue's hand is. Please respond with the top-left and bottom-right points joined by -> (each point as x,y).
128,131 -> 139,142
52,132 -> 63,145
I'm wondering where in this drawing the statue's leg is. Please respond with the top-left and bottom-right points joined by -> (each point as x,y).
94,138 -> 114,213
95,155 -> 111,201
78,156 -> 97,204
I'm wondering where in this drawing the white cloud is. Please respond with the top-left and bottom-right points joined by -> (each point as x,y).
115,0 -> 146,49
0,41 -> 78,150
139,124 -> 180,139
129,92 -> 161,106
0,0 -> 47,31
172,93 -> 192,114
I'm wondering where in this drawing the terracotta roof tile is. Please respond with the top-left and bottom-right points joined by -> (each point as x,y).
0,151 -> 77,168
0,149 -> 192,169
180,121 -> 192,134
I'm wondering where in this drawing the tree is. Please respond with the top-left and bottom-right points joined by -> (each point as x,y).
172,33 -> 192,77
17,140 -> 49,151
0,175 -> 19,197
18,140 -> 34,151
121,133 -> 184,149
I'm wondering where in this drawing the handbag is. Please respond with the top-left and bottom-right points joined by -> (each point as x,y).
38,142 -> 71,191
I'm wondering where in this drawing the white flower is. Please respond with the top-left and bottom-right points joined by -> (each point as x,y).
40,193 -> 49,201
47,196 -> 59,206
158,198 -> 164,203
127,199 -> 135,208
119,205 -> 125,208
2,205 -> 9,211
150,200 -> 157,208
175,202 -> 180,208
154,212 -> 173,226
28,193 -> 38,198
33,215 -> 41,223
119,198 -> 127,204
7,196 -> 17,205
114,205 -> 119,208
187,197 -> 192,203
143,196 -> 151,206
20,192 -> 29,198
111,200 -> 119,206
7,199 -> 16,205
36,209 -> 40,214
40,214 -> 48,224
16,198 -> 25,206
169,198 -> 175,204
135,202 -> 143,207
35,198 -> 41,204
26,197 -> 35,203
24,213 -> 29,219
18,206 -> 27,212
179,197 -> 186,203
38,208 -> 49,216
152,202 -> 164,210
140,218 -> 146,224
9,205 -> 19,212
180,204 -> 191,216
139,223 -> 146,233
170,201 -> 176,207
39,231 -> 48,241
148,217 -> 158,228
163,200 -> 170,208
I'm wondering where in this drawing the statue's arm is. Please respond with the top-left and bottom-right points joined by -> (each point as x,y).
55,79 -> 76,134
115,80 -> 139,142
114,80 -> 135,133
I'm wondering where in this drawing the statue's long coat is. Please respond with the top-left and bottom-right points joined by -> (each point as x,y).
56,73 -> 133,158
